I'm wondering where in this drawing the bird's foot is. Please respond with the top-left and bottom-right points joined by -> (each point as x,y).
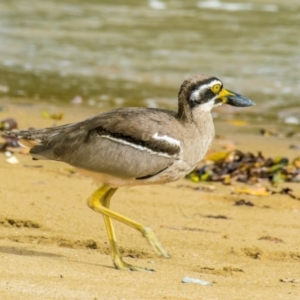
143,226 -> 171,258
113,256 -> 154,272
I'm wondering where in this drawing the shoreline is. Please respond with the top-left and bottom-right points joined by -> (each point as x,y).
1,103 -> 300,299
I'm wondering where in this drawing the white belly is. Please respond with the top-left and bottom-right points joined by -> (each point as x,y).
76,157 -> 190,188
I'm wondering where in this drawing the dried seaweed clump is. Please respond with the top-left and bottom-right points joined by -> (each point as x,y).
187,150 -> 300,186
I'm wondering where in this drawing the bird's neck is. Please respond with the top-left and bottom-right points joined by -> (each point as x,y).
176,91 -> 214,131
190,106 -> 214,134
177,91 -> 193,122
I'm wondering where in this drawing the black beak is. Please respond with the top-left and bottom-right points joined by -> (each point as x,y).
226,90 -> 255,107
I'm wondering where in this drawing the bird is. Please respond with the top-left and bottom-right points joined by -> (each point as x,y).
9,75 -> 254,271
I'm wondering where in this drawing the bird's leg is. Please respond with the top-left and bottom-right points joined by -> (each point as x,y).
87,184 -> 170,271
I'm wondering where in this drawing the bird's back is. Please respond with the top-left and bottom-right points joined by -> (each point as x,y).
14,108 -> 188,180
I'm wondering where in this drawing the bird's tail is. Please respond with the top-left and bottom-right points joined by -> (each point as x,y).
7,122 -> 76,149
7,130 -> 43,149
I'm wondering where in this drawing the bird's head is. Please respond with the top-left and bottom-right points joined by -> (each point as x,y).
178,75 -> 254,118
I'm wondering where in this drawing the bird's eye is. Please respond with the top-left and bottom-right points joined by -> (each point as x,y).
211,84 -> 221,93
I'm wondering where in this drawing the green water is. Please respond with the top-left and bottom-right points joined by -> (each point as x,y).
0,0 -> 299,120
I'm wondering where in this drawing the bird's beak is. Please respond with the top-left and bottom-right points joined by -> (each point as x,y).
218,88 -> 255,107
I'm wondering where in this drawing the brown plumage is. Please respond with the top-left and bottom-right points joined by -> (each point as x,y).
10,75 -> 254,271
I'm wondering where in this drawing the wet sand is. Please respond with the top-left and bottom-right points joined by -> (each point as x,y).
1,104 -> 300,300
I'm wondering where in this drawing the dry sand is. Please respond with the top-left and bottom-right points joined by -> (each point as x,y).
1,103 -> 300,300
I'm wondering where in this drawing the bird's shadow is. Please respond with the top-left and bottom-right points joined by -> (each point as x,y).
0,245 -> 63,258
0,245 -> 117,270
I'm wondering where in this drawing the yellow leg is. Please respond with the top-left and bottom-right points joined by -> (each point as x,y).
87,185 -> 170,271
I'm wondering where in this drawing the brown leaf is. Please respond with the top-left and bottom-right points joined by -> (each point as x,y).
234,199 -> 254,207
233,187 -> 270,197
258,236 -> 284,243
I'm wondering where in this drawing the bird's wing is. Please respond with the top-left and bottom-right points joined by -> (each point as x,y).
26,108 -> 183,179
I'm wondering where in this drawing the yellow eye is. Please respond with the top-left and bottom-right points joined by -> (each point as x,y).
211,84 -> 221,93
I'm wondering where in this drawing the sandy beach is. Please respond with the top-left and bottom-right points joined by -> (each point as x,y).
1,103 -> 300,300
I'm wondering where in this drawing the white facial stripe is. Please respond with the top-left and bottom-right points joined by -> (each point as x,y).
152,133 -> 181,146
101,135 -> 174,158
190,79 -> 222,101
198,80 -> 222,92
190,89 -> 201,101
197,100 -> 215,112
197,95 -> 222,112
208,79 -> 222,88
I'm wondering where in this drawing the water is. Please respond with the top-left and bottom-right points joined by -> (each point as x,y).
0,0 -> 300,121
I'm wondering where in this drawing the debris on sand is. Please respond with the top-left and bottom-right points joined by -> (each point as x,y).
0,118 -> 18,131
187,150 -> 300,186
186,150 -> 300,200
182,276 -> 212,286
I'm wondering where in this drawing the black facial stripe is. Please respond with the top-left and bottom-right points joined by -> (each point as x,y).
188,89 -> 216,108
187,77 -> 219,97
95,126 -> 180,156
